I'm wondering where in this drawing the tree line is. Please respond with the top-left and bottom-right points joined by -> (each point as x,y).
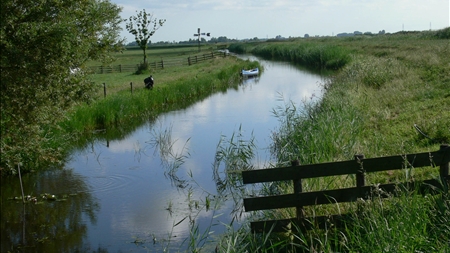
126,36 -> 240,46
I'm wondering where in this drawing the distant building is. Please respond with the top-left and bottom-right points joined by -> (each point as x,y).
336,32 -> 354,37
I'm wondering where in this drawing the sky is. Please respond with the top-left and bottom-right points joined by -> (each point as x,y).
112,0 -> 450,43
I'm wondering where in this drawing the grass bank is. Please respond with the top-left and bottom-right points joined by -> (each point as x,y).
61,53 -> 260,150
2,46 -> 259,174
220,28 -> 450,252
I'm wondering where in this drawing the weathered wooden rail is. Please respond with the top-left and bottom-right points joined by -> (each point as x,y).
242,144 -> 450,233
88,51 -> 228,74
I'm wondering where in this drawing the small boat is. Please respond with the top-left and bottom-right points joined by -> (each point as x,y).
241,67 -> 259,77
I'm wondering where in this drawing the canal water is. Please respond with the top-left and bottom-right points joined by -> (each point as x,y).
1,56 -> 326,252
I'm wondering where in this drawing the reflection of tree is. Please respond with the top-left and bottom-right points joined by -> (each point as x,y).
1,169 -> 99,252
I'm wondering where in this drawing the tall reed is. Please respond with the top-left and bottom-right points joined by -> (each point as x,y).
230,42 -> 351,70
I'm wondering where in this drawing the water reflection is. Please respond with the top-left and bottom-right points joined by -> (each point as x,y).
1,56 -> 327,252
1,169 -> 98,253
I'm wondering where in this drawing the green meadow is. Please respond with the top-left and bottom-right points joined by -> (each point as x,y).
60,45 -> 260,148
216,28 -> 450,252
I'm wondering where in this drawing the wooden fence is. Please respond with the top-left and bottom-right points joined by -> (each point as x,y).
242,144 -> 450,233
88,51 -> 228,74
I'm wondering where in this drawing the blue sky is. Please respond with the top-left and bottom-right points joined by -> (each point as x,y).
112,0 -> 450,43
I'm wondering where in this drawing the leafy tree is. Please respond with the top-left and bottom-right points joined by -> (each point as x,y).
0,0 -> 124,174
125,9 -> 165,64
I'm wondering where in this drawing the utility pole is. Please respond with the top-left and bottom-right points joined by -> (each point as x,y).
193,28 -> 210,52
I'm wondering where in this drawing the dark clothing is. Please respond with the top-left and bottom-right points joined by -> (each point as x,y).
144,76 -> 154,89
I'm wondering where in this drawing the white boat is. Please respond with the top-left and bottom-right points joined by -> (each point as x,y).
241,67 -> 259,77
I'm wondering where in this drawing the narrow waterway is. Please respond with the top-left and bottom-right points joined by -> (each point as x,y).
1,55 -> 327,252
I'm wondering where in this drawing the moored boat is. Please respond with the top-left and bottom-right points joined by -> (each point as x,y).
241,67 -> 259,77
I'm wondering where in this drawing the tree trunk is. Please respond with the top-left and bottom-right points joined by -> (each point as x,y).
143,47 -> 147,63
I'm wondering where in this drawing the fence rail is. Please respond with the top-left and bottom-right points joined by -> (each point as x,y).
242,144 -> 450,233
88,51 -> 228,74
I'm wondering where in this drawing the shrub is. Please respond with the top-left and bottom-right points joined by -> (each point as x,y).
135,62 -> 149,74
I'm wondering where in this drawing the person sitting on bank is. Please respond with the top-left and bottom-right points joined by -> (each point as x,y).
144,75 -> 154,89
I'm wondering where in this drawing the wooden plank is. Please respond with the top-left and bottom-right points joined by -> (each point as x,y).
250,214 -> 354,233
248,179 -> 446,233
242,160 -> 359,184
244,187 -> 362,211
250,218 -> 293,233
244,179 -> 445,211
242,150 -> 445,185
361,152 -> 436,173
244,146 -> 449,233
244,194 -> 296,211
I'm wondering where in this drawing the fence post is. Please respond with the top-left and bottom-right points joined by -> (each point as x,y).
161,59 -> 164,69
103,83 -> 106,98
188,57 -> 191,66
354,154 -> 365,215
355,154 -> 365,187
17,164 -> 25,204
119,64 -> 122,73
100,66 -> 103,74
195,56 -> 198,63
291,159 -> 304,220
211,52 -> 214,59
130,82 -> 133,94
440,144 -> 449,188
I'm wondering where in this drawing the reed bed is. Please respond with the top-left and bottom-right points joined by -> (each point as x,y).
218,28 -> 450,252
229,42 -> 351,70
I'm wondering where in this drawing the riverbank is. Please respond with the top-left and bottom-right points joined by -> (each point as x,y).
1,52 -> 317,253
230,28 -> 449,159
1,48 -> 260,175
221,28 -> 449,252
65,55 -> 261,155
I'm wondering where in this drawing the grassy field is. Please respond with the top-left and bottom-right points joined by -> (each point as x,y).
87,44 -> 209,66
86,45 -> 225,94
60,45 -> 260,149
216,29 -> 450,252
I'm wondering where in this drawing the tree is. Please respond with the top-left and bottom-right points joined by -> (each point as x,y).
125,10 -> 165,64
0,0 -> 124,174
